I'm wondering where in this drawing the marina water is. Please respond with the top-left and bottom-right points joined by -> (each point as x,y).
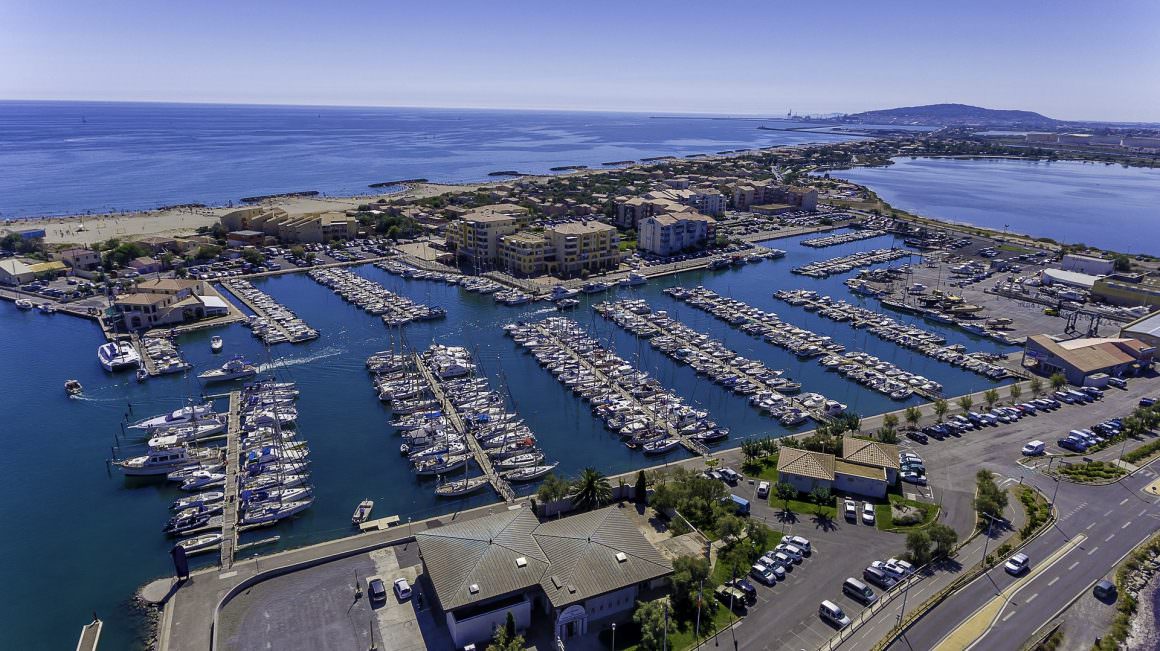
0,229 -> 1014,648
827,157 -> 1160,256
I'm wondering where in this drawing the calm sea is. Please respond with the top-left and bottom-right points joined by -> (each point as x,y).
825,157 -> 1160,256
0,101 -> 863,218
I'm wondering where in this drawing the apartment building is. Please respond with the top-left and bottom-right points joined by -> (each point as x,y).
731,181 -> 818,212
638,212 -> 716,256
498,230 -> 553,276
220,207 -> 359,243
613,187 -> 725,229
496,221 -> 621,277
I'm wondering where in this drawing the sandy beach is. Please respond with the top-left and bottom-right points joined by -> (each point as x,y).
1,182 -> 494,247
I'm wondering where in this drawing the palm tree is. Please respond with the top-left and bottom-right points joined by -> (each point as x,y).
537,473 -> 570,504
904,406 -> 922,430
1009,383 -> 1022,403
1050,373 -> 1067,391
570,467 -> 612,512
883,413 -> 900,432
983,389 -> 1000,410
933,399 -> 949,423
958,395 -> 974,414
1029,376 -> 1043,397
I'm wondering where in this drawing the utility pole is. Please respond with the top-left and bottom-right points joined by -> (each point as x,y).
694,578 -> 704,640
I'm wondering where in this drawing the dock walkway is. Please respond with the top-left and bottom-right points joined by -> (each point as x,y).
528,322 -> 711,457
218,283 -> 295,343
130,333 -> 158,376
412,354 -> 514,502
593,302 -> 832,423
219,391 -> 242,568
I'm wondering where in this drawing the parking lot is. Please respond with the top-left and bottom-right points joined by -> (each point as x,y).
216,543 -> 448,651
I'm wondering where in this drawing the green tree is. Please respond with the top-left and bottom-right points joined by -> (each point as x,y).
1050,373 -> 1067,391
194,244 -> 222,260
670,556 -> 716,622
934,398 -> 949,422
504,612 -> 517,641
983,389 -> 1000,410
928,523 -> 959,556
904,407 -> 922,430
1009,383 -> 1022,403
775,482 -> 796,511
634,470 -> 647,505
289,245 -> 306,259
633,600 -> 669,651
906,530 -> 932,565
1111,253 -> 1131,272
490,620 -> 525,651
241,248 -> 266,265
716,513 -> 745,540
974,469 -> 1009,522
536,473 -> 570,505
1029,376 -> 1044,397
570,467 -> 612,512
958,395 -> 974,414
883,413 -> 900,432
809,486 -> 832,512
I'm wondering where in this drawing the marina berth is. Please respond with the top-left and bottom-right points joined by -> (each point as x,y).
223,278 -> 319,344
773,289 -> 1012,380
139,335 -> 192,375
801,228 -> 888,248
376,259 -> 463,285
506,317 -> 717,456
791,247 -> 911,278
592,298 -> 835,424
309,267 -> 445,326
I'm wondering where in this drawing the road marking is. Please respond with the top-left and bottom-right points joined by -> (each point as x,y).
1088,546 -> 1100,556
1026,592 -> 1039,603
1120,498 -> 1131,506
935,534 -> 1087,651
1086,523 -> 1096,530
1048,576 -> 1060,586
1140,509 -> 1148,517
1001,611 -> 1015,622
1106,534 -> 1117,542
1123,521 -> 1134,529
1104,509 -> 1114,517
1068,561 -> 1080,570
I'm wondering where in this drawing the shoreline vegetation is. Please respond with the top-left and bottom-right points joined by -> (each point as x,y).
3,135 -> 1156,259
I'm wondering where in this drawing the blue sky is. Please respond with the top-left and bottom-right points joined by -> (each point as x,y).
2,0 -> 1158,121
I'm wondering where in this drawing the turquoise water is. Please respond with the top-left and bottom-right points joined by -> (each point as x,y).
825,157 -> 1160,255
0,229 -> 1012,648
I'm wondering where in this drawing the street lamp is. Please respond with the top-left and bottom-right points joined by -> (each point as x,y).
611,623 -> 616,651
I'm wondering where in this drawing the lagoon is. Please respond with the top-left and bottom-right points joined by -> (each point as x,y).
826,157 -> 1160,255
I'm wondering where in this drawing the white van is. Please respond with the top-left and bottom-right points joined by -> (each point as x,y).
819,600 -> 851,628
756,481 -> 770,499
843,578 -> 877,605
1021,440 -> 1045,456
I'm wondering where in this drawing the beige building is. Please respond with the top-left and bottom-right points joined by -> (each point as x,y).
53,247 -> 102,271
112,279 -> 229,330
545,221 -> 620,277
499,230 -> 553,276
445,204 -> 531,269
0,258 -> 68,285
220,207 -> 359,243
613,188 -> 724,229
1092,276 -> 1160,309
638,212 -> 716,256
732,181 -> 818,212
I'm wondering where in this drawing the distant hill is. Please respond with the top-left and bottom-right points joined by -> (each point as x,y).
840,103 -> 1060,128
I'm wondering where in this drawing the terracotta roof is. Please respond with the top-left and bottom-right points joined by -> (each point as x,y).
834,460 -> 887,482
1028,335 -> 1140,373
777,448 -> 835,481
842,438 -> 900,470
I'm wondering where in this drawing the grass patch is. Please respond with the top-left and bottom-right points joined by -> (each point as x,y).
876,494 -> 938,532
998,243 -> 1033,254
1123,438 -> 1160,465
1058,460 -> 1125,483
740,453 -> 779,482
769,497 -> 837,520
1015,485 -> 1051,541
598,605 -> 737,651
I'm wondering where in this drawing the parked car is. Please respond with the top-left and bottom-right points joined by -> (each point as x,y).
1058,437 -> 1088,453
863,565 -> 895,589
843,578 -> 877,605
393,577 -> 412,601
756,481 -> 770,499
729,578 -> 758,603
862,502 -> 876,525
907,430 -> 929,444
368,577 -> 387,603
750,563 -> 777,586
1093,579 -> 1117,600
1107,377 -> 1127,389
844,499 -> 857,521
901,470 -> 928,485
785,535 -> 811,555
777,543 -> 805,563
1022,440 -> 1046,456
819,600 -> 852,629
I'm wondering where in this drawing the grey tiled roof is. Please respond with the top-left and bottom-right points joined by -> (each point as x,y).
416,505 -> 673,612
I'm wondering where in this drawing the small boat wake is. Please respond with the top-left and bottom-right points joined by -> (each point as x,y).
528,307 -> 556,316
258,346 -> 344,372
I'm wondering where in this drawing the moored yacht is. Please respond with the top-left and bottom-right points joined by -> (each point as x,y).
98,341 -> 141,372
198,356 -> 257,383
115,447 -> 194,476
210,336 -> 224,353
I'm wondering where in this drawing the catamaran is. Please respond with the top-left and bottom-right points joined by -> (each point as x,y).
97,341 -> 141,372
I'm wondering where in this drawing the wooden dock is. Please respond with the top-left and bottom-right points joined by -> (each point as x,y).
594,304 -> 832,423
217,282 -> 296,343
528,322 -> 711,457
219,391 -> 242,568
412,354 -> 515,502
75,617 -> 102,651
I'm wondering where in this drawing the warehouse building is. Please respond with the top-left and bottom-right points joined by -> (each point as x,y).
1022,334 -> 1155,385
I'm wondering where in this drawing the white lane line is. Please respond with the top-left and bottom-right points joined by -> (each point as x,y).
1106,534 -> 1116,542
1001,611 -> 1016,622
1088,546 -> 1101,556
1048,576 -> 1060,586
1086,523 -> 1096,530
1123,521 -> 1133,529
1140,509 -> 1148,517
1105,509 -> 1115,517
1121,498 -> 1131,506
1026,592 -> 1039,603
1068,561 -> 1081,570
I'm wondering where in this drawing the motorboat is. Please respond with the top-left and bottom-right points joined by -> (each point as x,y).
555,298 -> 580,310
64,379 -> 83,396
39,303 -> 57,314
164,510 -> 215,536
210,336 -> 224,353
173,532 -> 223,555
239,498 -> 314,526
14,298 -> 34,310
115,448 -> 193,476
147,421 -> 227,448
642,437 -> 681,455
136,368 -> 149,383
549,285 -> 580,300
171,490 -> 225,511
198,356 -> 257,383
351,499 -> 374,524
98,341 -> 141,372
501,463 -> 558,482
180,470 -> 226,491
241,486 -> 313,506
131,403 -> 216,430
618,272 -> 647,287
